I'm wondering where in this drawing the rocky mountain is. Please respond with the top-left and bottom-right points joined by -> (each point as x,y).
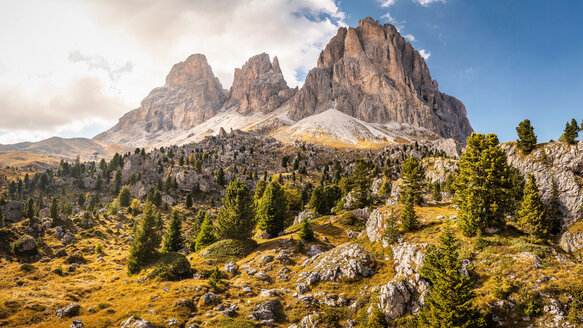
287,18 -> 472,142
93,17 -> 472,150
93,54 -> 227,147
0,137 -> 122,162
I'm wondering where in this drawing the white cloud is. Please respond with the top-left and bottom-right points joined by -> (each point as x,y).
377,0 -> 397,7
404,34 -> 416,42
419,49 -> 431,60
413,0 -> 445,6
0,0 -> 346,143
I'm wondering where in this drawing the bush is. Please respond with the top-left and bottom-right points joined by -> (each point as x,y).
148,252 -> 192,281
20,263 -> 37,272
95,242 -> 104,255
520,292 -> 541,317
212,318 -> 256,328
204,239 -> 257,262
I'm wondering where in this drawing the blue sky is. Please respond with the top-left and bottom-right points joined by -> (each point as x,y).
338,0 -> 583,142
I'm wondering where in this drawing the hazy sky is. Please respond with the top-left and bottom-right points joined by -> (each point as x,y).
0,0 -> 581,144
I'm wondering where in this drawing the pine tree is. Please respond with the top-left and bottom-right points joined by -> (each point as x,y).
378,178 -> 392,198
351,160 -> 371,208
431,181 -> 442,202
309,184 -> 326,214
0,206 -> 5,228
24,198 -> 35,218
547,179 -> 561,234
185,193 -> 193,209
49,197 -> 59,219
455,133 -> 517,236
419,227 -> 485,327
516,119 -> 537,154
254,179 -> 267,205
383,213 -> 399,244
216,168 -> 225,186
162,210 -> 184,253
298,217 -> 314,241
195,216 -> 216,251
118,186 -> 132,207
78,193 -> 85,207
216,179 -> 256,241
518,174 -> 548,240
400,157 -> 425,205
256,181 -> 289,237
560,119 -> 579,144
401,196 -> 419,232
127,202 -> 162,274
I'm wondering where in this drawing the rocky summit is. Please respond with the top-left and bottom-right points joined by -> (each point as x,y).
93,17 -> 472,150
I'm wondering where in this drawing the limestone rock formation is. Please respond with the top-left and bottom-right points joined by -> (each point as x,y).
226,53 -> 296,114
94,54 -> 227,146
287,17 -> 472,142
502,141 -> 583,225
300,243 -> 376,283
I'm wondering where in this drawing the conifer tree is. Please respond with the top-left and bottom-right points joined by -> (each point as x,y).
378,178 -> 392,198
254,179 -> 267,205
195,216 -> 216,251
162,210 -> 184,253
49,197 -> 59,219
309,184 -> 326,214
216,168 -> 225,186
192,209 -> 207,238
24,198 -> 35,218
419,227 -> 485,327
78,193 -> 85,207
560,119 -> 579,144
383,213 -> 399,244
431,181 -> 442,202
152,190 -> 162,207
256,181 -> 289,237
298,217 -> 314,241
401,196 -> 419,232
185,193 -> 193,209
516,119 -> 537,154
547,179 -> 561,234
518,174 -> 548,240
0,206 -> 5,228
400,157 -> 425,205
455,133 -> 517,236
118,185 -> 132,207
127,202 -> 161,274
351,160 -> 371,208
216,179 -> 256,241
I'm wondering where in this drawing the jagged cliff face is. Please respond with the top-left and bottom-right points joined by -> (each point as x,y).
94,17 -> 473,148
226,53 -> 296,114
94,54 -> 227,145
287,17 -> 472,141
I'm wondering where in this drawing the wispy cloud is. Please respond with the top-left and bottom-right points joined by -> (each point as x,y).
404,34 -> 416,42
413,0 -> 445,6
419,49 -> 431,60
377,0 -> 397,7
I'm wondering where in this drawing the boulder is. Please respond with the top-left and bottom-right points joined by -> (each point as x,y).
559,231 -> 583,253
56,303 -> 80,319
11,235 -> 37,255
3,201 -> 23,223
120,316 -> 154,328
301,243 -> 375,283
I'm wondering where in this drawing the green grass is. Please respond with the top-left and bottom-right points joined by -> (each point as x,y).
204,239 -> 257,262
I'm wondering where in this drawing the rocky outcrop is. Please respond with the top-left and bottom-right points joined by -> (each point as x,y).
559,231 -> 583,253
2,201 -> 23,223
367,208 -> 393,245
226,53 -> 296,114
301,243 -> 376,283
94,54 -> 227,146
503,141 -> 583,226
287,17 -> 473,143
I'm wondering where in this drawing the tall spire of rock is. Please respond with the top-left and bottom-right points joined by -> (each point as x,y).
226,53 -> 296,114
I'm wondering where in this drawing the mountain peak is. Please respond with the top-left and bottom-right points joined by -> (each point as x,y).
226,53 -> 295,114
165,53 -> 217,86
